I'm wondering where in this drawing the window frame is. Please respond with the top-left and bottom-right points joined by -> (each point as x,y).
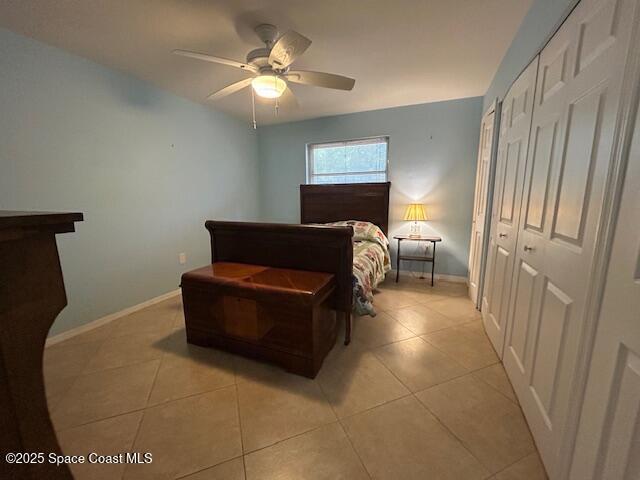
305,135 -> 390,185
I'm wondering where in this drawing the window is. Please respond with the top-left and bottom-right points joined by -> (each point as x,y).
306,136 -> 389,184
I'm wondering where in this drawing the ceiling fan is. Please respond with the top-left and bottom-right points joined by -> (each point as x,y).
173,24 -> 355,126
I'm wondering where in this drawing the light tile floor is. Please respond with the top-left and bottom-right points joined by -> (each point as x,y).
45,274 -> 548,480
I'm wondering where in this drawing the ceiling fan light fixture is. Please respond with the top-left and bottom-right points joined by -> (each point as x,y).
251,75 -> 287,98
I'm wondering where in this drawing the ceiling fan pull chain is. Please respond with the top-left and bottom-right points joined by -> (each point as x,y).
275,96 -> 279,116
251,87 -> 257,129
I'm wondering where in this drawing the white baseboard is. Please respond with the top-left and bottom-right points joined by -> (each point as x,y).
390,270 -> 468,284
46,271 -> 466,347
435,273 -> 468,284
46,289 -> 182,347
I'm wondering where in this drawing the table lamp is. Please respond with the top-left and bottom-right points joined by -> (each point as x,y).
403,204 -> 427,238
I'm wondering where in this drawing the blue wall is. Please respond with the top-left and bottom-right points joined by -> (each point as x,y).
0,29 -> 260,335
1,0 -> 578,335
257,98 -> 483,277
483,0 -> 579,110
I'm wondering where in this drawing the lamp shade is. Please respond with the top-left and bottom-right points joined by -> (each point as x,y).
403,204 -> 427,221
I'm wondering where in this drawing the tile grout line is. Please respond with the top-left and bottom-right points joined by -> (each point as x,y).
419,330 -> 499,372
398,319 -> 480,338
46,336 -> 113,420
330,391 -> 415,423
313,363 -> 376,479
370,336 -> 471,382
359,323 -> 476,398
170,422 -> 350,476
119,412 -> 146,480
54,306 -> 179,467
175,415 -> 380,479
354,319 -> 458,351
312,368 -> 373,480
47,370 -> 89,421
141,301 -> 180,409
318,336 -> 415,409
53,372 -> 238,434
76,353 -> 167,379
470,367 -> 521,406
48,303 -> 182,378
411,391 -> 493,476
335,418 -> 374,480
352,311 -> 482,354
487,452 -> 539,478
121,352 -> 164,478
364,343 -> 414,393
172,454 -> 244,480
234,382 -> 248,480
232,364 -> 339,458
50,303 -> 189,433
47,300 -> 184,350
411,385 -> 537,477
127,304 -> 184,479
242,420 -> 341,457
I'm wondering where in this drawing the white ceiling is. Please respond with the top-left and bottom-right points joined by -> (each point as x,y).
0,0 -> 533,125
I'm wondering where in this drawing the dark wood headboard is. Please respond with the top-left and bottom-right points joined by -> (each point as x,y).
299,182 -> 391,234
204,221 -> 354,315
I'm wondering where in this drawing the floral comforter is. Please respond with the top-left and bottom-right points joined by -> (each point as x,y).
325,220 -> 391,316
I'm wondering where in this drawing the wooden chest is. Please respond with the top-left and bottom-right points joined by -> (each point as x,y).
180,262 -> 337,378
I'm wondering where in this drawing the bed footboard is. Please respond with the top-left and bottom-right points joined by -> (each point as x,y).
204,221 -> 354,339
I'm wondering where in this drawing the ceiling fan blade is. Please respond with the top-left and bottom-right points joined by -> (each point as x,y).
207,78 -> 253,101
173,49 -> 257,73
278,87 -> 299,110
284,70 -> 355,91
268,31 -> 311,68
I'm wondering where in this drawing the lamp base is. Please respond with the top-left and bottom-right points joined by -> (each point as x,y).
409,222 -> 421,237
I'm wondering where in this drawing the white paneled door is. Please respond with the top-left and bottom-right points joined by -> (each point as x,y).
499,0 -> 639,477
481,58 -> 538,357
468,105 -> 496,307
568,51 -> 640,480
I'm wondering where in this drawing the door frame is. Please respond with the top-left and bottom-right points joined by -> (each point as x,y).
468,100 -> 496,306
474,99 -> 501,309
558,7 -> 640,477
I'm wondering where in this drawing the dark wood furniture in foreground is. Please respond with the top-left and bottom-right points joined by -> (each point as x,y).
0,211 -> 83,480
203,221 -> 354,345
182,262 -> 337,378
394,235 -> 442,286
183,182 -> 392,367
300,182 -> 391,235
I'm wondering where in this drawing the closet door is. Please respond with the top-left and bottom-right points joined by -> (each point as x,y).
569,80 -> 640,480
481,59 -> 538,356
468,105 -> 496,307
501,0 -> 639,476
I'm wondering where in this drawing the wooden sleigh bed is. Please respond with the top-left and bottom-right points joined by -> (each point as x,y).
181,182 -> 390,376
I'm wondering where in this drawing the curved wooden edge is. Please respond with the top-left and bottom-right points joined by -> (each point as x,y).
0,211 -> 82,479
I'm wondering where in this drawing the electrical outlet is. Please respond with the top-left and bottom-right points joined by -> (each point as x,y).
179,252 -> 187,265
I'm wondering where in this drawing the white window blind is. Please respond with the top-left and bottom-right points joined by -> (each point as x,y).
306,136 -> 389,184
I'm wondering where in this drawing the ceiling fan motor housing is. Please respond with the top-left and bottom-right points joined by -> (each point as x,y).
254,24 -> 278,47
246,48 -> 271,69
